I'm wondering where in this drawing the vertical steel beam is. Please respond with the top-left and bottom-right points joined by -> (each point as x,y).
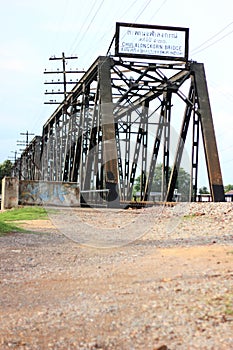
31,136 -> 42,180
161,91 -> 172,201
191,111 -> 200,201
124,112 -> 131,200
140,100 -> 149,200
95,97 -> 104,191
115,124 -> 124,199
42,126 -> 49,181
192,63 -> 225,202
98,57 -> 119,206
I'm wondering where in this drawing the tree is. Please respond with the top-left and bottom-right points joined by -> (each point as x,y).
0,160 -> 13,193
199,186 -> 210,195
174,167 -> 191,201
224,184 -> 233,193
133,175 -> 141,193
133,163 -> 191,201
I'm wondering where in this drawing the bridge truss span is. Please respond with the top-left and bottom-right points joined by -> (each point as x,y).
17,56 -> 225,204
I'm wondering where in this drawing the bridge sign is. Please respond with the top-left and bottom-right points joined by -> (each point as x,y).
115,22 -> 189,61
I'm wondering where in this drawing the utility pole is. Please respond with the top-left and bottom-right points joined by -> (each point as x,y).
17,131 -> 35,148
44,52 -> 84,105
8,151 -> 19,176
8,151 -> 18,163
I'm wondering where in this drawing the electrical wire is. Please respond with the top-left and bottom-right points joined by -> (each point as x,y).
192,20 -> 233,53
193,29 -> 233,55
222,157 -> 233,164
208,79 -> 233,142
89,0 -> 140,46
48,0 -> 72,52
119,0 -> 141,21
134,0 -> 153,22
219,144 -> 233,152
70,0 -> 168,68
69,0 -> 97,54
75,0 -> 141,66
99,0 -> 161,57
191,21 -> 233,55
70,0 -> 165,62
148,0 -> 168,21
71,0 -> 106,55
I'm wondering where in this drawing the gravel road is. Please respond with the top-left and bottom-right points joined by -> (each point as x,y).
0,202 -> 232,349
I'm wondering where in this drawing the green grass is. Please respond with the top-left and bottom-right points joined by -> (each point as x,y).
0,206 -> 47,221
183,214 -> 196,220
0,221 -> 25,235
0,206 -> 48,235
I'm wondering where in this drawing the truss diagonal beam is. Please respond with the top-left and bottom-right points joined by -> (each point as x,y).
166,81 -> 195,201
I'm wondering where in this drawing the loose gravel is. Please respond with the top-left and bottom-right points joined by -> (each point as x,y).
0,202 -> 232,349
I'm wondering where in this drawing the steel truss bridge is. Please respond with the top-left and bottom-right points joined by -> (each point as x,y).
15,55 -> 225,205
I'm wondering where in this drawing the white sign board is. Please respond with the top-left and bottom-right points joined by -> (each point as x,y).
115,23 -> 189,61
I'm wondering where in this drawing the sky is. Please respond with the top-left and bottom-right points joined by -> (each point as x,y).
1,0 -> 233,188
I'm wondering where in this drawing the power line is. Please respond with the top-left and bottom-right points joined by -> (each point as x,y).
209,79 -> 233,103
97,0 -> 160,58
120,0 -> 141,20
52,0 -> 72,48
148,0 -> 168,20
219,144 -> 233,153
80,0 -> 142,65
192,29 -> 233,55
192,20 -> 233,53
71,0 -> 106,55
134,0 -> 153,22
90,0 -> 140,46
191,21 -> 233,55
71,0 -> 166,69
69,0 -> 97,54
222,157 -> 233,164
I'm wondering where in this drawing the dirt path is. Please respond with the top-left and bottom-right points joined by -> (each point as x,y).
0,203 -> 233,349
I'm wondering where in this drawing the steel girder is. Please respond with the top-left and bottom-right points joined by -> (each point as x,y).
15,136 -> 42,180
16,56 -> 224,203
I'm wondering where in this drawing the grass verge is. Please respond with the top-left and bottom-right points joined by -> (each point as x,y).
0,206 -> 48,236
0,221 -> 25,236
